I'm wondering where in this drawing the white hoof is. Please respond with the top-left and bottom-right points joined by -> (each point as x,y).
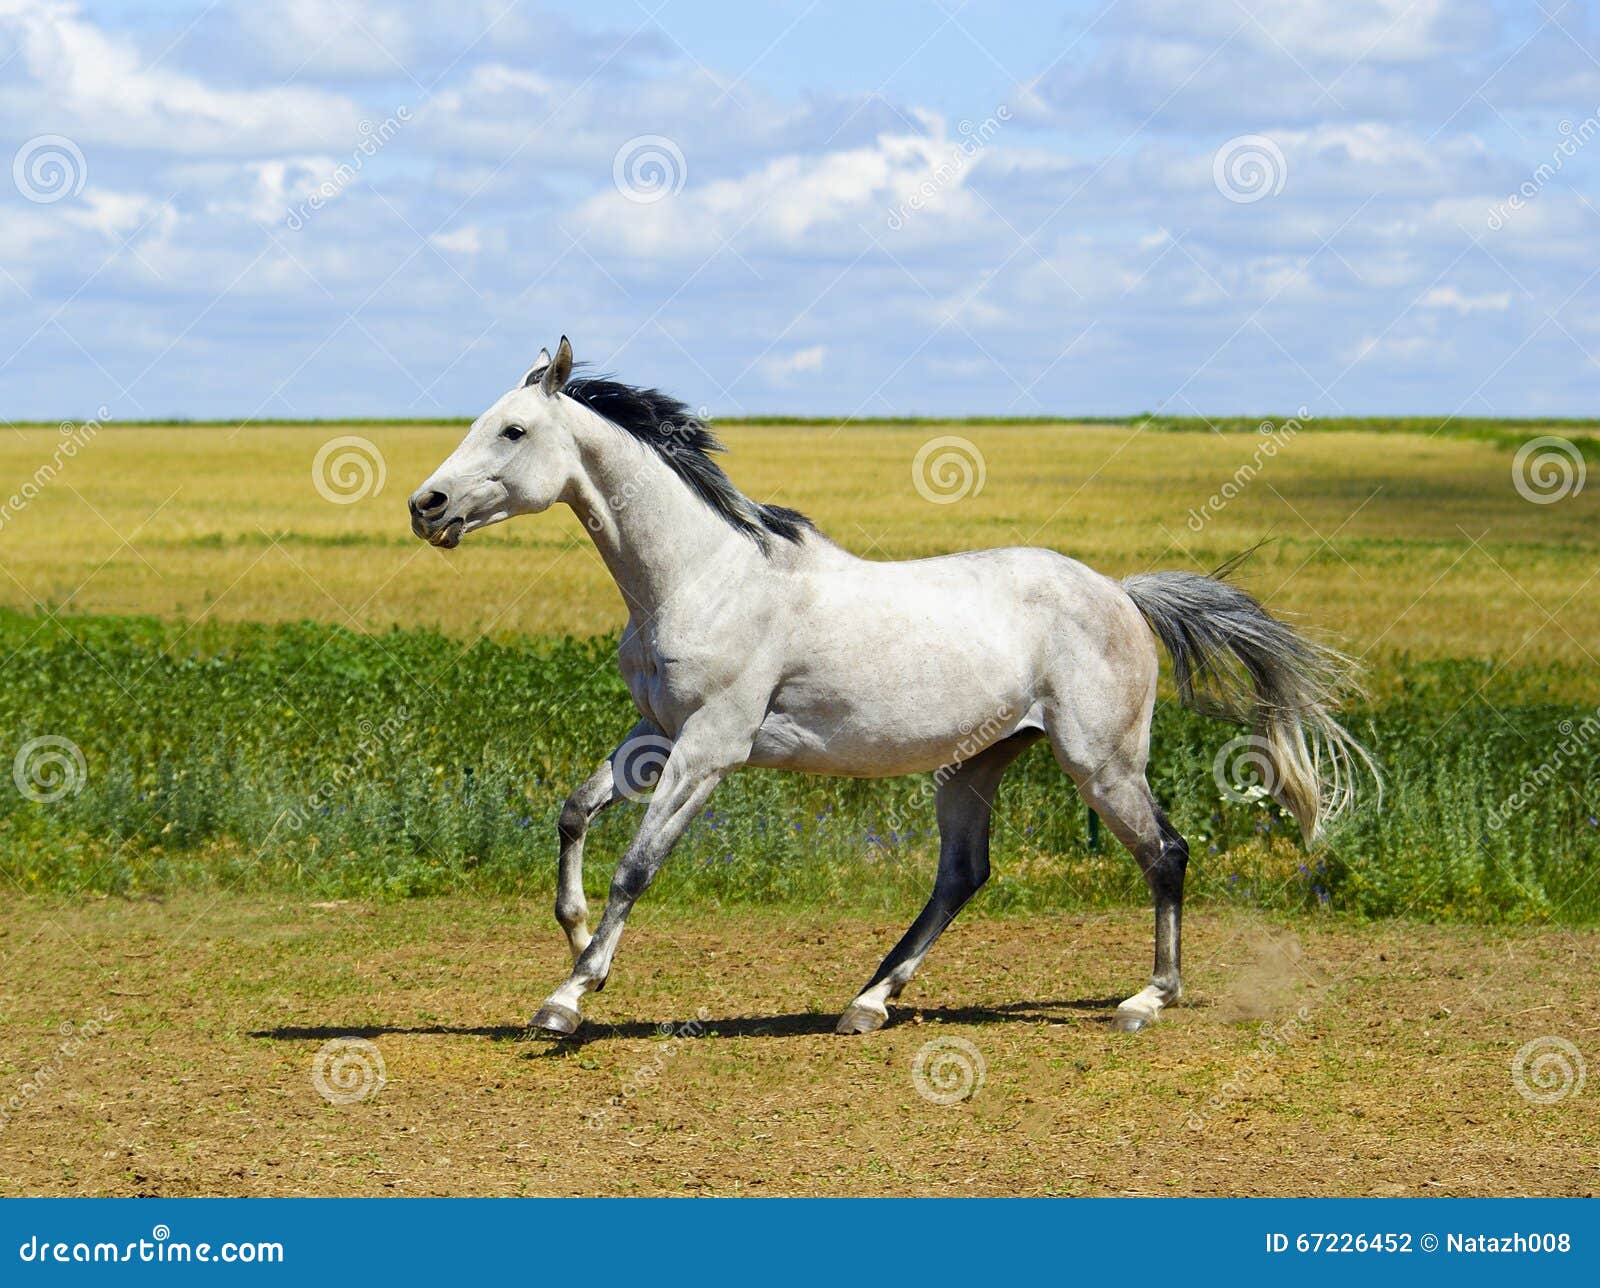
530,1001 -> 582,1037
1113,985 -> 1169,1033
835,1000 -> 889,1034
1114,1006 -> 1156,1033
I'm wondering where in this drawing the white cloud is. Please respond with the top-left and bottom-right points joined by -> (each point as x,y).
0,0 -> 363,152
760,345 -> 828,384
0,0 -> 1596,418
431,226 -> 484,255
233,0 -> 418,77
189,158 -> 341,224
61,189 -> 170,240
1422,285 -> 1511,314
1021,0 -> 1525,129
575,122 -> 995,258
1180,0 -> 1494,63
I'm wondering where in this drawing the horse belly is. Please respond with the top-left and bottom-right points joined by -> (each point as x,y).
747,692 -> 1044,777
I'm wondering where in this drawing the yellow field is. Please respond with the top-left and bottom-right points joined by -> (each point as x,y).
1,421 -> 1595,663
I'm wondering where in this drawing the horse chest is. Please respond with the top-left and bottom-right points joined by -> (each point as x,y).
617,633 -> 701,735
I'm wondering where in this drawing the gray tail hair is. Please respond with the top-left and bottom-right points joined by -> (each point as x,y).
1123,553 -> 1378,843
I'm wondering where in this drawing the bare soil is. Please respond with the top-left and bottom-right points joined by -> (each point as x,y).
1,897 -> 1596,1196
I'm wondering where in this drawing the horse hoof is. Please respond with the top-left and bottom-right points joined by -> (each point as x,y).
1113,1006 -> 1156,1033
835,1002 -> 888,1035
529,1002 -> 582,1037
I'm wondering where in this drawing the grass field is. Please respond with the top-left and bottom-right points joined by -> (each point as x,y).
2,418 -> 1597,659
1,417 -> 1597,919
0,611 -> 1596,921
3,415 -> 1598,1197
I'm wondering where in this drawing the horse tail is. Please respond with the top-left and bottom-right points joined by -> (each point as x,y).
1122,553 -> 1378,843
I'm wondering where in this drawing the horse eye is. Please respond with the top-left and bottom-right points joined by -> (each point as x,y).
501,425 -> 526,441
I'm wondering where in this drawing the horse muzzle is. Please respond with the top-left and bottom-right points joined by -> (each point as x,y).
415,515 -> 464,548
408,489 -> 464,547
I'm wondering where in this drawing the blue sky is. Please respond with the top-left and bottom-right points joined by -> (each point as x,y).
2,0 -> 1600,419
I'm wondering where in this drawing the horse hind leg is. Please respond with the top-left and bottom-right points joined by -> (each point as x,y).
1054,741 -> 1189,1032
836,731 -> 1040,1034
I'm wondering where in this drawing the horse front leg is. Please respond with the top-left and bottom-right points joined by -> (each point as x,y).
555,719 -> 663,960
531,718 -> 749,1037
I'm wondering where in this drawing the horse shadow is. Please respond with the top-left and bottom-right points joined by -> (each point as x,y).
249,996 -> 1128,1053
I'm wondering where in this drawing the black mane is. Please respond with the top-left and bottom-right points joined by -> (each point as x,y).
561,371 -> 813,550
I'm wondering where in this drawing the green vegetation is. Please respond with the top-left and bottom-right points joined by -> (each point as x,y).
3,609 -> 1594,921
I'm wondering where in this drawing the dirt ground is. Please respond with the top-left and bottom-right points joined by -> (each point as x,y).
1,896 -> 1595,1196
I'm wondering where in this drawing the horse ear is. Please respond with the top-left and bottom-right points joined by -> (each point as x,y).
522,347 -> 553,388
541,335 -> 573,395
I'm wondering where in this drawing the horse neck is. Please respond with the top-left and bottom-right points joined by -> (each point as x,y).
563,416 -> 764,620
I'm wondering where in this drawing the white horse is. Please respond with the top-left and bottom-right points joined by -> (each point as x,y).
409,338 -> 1371,1037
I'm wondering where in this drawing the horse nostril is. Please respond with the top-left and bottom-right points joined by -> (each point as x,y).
412,490 -> 448,518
